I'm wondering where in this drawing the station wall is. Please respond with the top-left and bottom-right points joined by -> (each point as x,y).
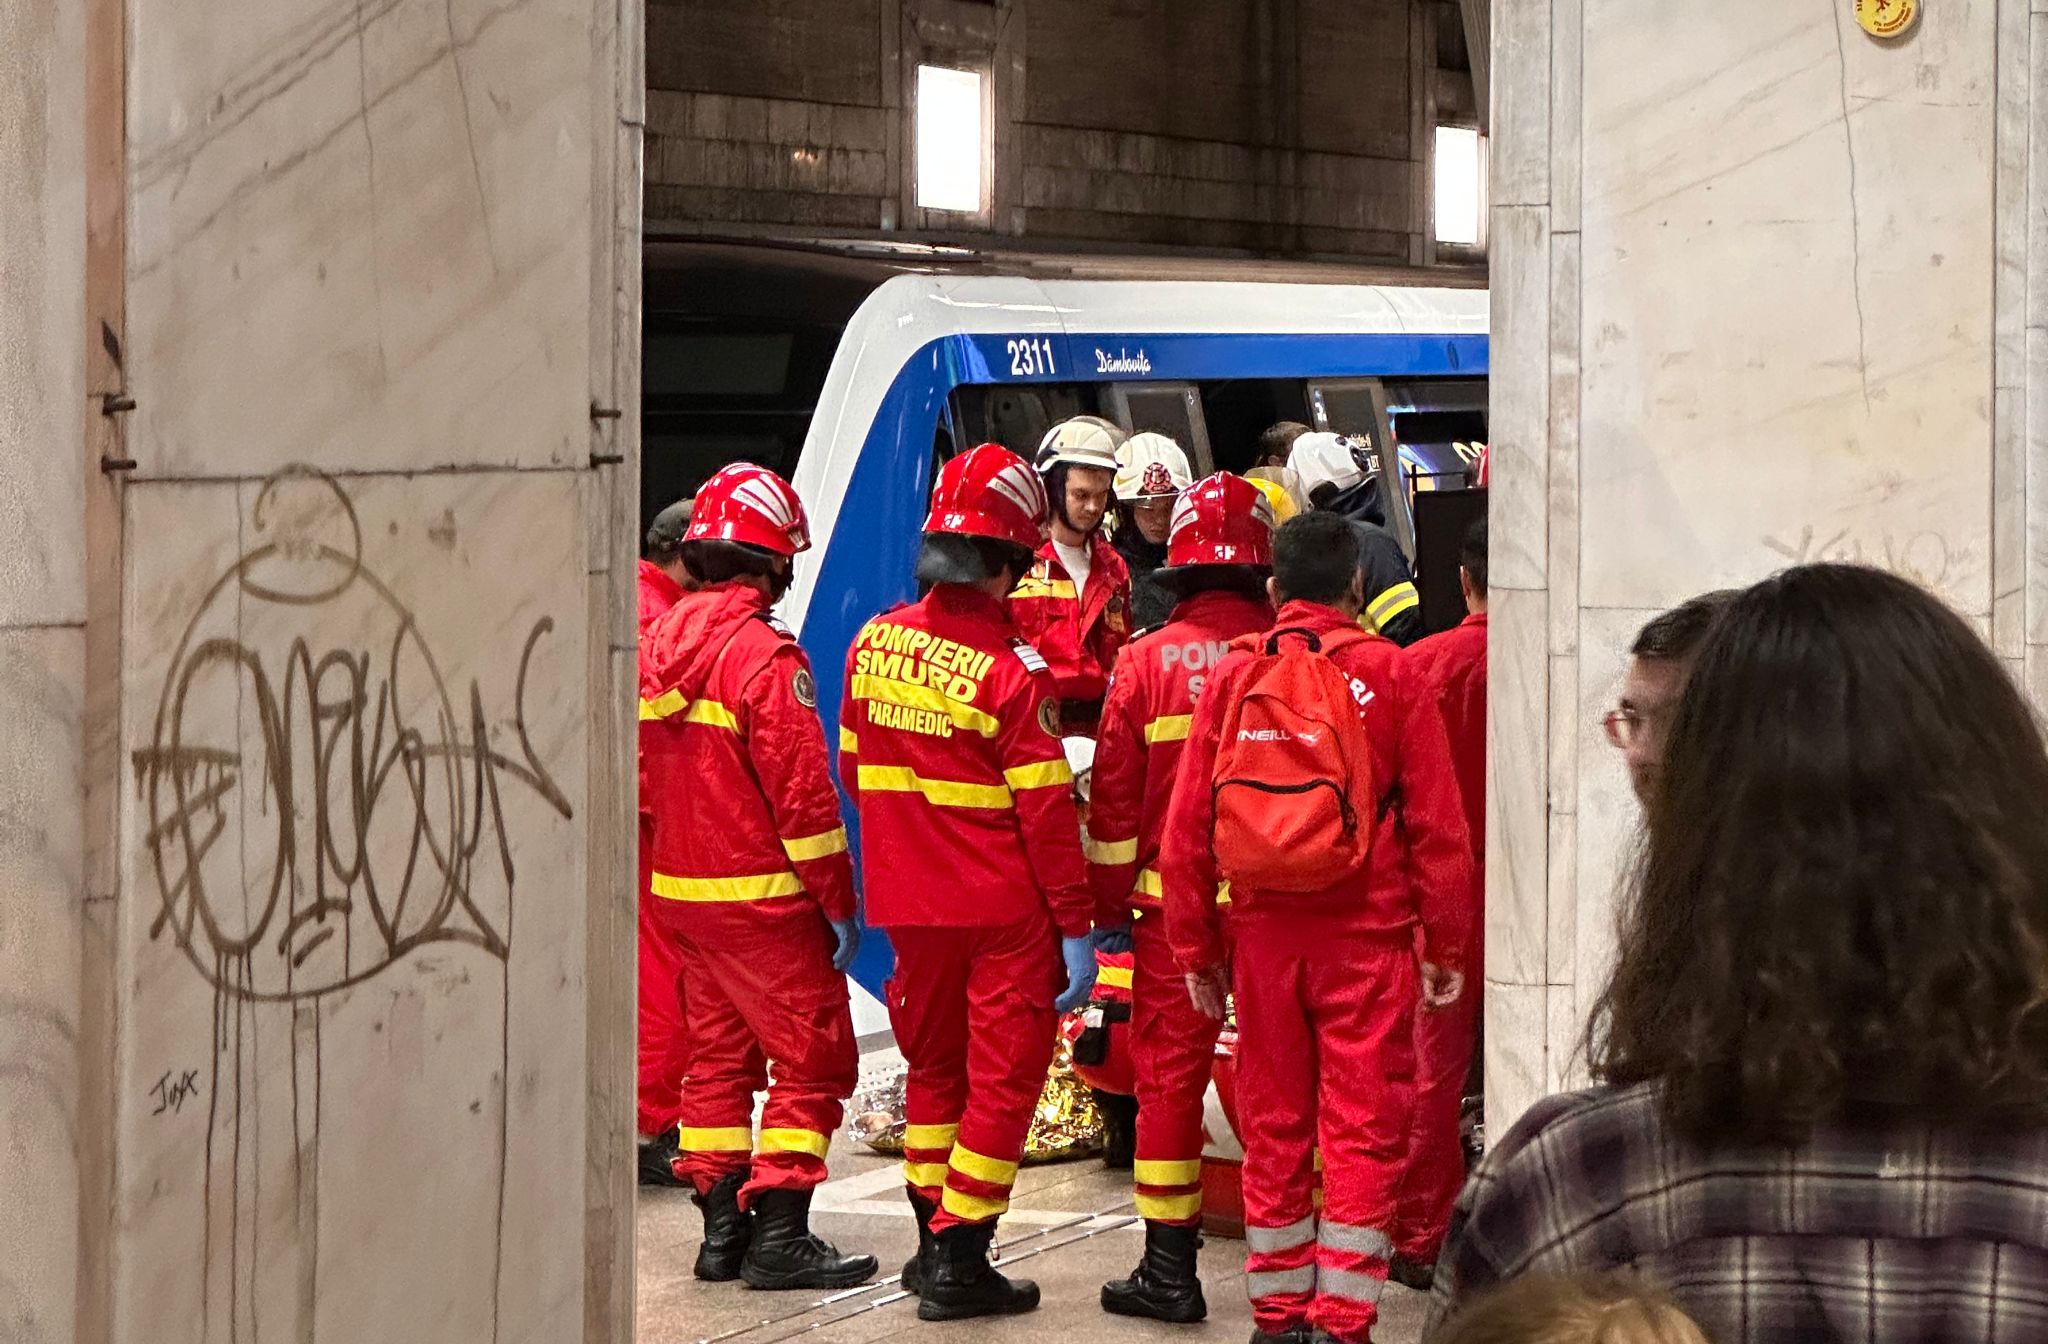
645,0 -> 1481,263
0,0 -> 643,1339
1484,0 -> 2040,1136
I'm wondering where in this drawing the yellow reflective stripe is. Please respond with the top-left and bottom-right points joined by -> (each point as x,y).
942,1187 -> 1010,1221
839,727 -> 859,754
1097,964 -> 1133,991
1012,578 -> 1078,601
781,827 -> 849,863
1134,868 -> 1230,906
650,870 -> 804,903
1085,833 -> 1140,865
679,1126 -> 753,1153
1135,1191 -> 1205,1221
857,765 -> 1012,809
850,674 -> 1003,737
1003,758 -> 1074,792
759,1128 -> 831,1159
1144,714 -> 1193,744
949,1143 -> 1020,1186
1367,582 -> 1420,629
1134,1158 -> 1204,1186
904,1161 -> 950,1188
639,690 -> 740,730
904,1123 -> 961,1150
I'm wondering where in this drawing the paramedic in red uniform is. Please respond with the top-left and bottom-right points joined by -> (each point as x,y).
1086,473 -> 1278,1323
1161,509 -> 1476,1344
637,499 -> 695,1185
840,443 -> 1108,1321
1009,416 -> 1133,732
640,464 -> 876,1292
1388,514 -> 1488,1288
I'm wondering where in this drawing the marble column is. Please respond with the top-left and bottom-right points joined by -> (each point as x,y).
1487,0 -> 2033,1134
1,0 -> 642,1339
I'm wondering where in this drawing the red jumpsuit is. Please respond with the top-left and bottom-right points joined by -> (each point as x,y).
636,559 -> 692,1138
1086,589 -> 1273,1226
640,583 -> 858,1203
1162,601 -> 1476,1344
1391,611 -> 1487,1265
839,585 -> 1100,1234
1008,534 -> 1132,722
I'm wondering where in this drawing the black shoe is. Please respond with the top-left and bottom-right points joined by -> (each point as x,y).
899,1189 -> 937,1296
1249,1327 -> 1314,1344
638,1132 -> 686,1188
1387,1252 -> 1436,1293
916,1223 -> 1041,1321
1101,1220 -> 1207,1322
691,1173 -> 752,1282
740,1188 -> 879,1291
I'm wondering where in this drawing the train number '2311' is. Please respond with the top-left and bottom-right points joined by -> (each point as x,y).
1007,337 -> 1057,378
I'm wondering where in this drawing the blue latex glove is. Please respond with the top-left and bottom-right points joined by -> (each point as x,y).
1094,924 -> 1133,955
1054,935 -> 1098,1012
830,918 -> 862,974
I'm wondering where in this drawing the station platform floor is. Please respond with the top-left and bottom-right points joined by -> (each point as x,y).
636,1128 -> 1431,1344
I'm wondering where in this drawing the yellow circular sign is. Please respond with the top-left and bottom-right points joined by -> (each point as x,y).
1855,0 -> 1918,39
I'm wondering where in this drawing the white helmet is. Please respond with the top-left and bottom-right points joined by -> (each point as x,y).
1035,416 -> 1125,476
1287,431 -> 1369,496
1113,432 -> 1194,502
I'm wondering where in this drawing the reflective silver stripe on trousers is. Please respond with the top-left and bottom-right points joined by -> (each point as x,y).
1317,1220 -> 1394,1261
1244,1214 -> 1318,1254
1315,1266 -> 1388,1306
1245,1267 -> 1317,1299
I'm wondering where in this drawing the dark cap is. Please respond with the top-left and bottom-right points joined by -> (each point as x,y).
646,499 -> 694,557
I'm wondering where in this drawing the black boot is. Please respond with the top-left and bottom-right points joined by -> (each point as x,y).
638,1131 -> 686,1188
740,1188 -> 879,1291
1097,1091 -> 1139,1171
1101,1220 -> 1207,1322
899,1189 -> 938,1295
1249,1327 -> 1315,1344
916,1223 -> 1041,1321
692,1173 -> 752,1282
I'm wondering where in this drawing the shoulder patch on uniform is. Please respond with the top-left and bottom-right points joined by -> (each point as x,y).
1012,640 -> 1050,675
791,666 -> 817,709
757,611 -> 794,639
1038,699 -> 1061,739
1129,621 -> 1167,642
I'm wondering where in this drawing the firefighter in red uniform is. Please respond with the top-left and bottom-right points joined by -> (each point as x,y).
1388,514 -> 1488,1288
839,443 -> 1109,1321
640,464 -> 877,1291
1087,474 -> 1278,1323
1009,416 -> 1133,733
1161,510 -> 1476,1344
637,500 -> 696,1186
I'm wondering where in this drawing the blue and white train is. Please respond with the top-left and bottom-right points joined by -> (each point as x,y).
643,243 -> 1489,1029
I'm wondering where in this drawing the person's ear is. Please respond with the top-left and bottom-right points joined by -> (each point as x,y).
1266,575 -> 1282,607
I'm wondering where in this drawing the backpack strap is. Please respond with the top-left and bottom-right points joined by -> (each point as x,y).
1262,625 -> 1325,655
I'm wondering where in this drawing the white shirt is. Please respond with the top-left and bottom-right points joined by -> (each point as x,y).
1054,538 -> 1092,596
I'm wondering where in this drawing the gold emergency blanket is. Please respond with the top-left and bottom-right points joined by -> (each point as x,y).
848,1038 -> 1104,1162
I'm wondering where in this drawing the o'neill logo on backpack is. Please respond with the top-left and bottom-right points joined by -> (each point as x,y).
1238,729 -> 1323,745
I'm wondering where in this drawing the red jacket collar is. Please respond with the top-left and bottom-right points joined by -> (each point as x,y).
928,583 -> 1017,630
1270,599 -> 1371,637
1171,588 -> 1274,627
1462,610 -> 1488,630
638,557 -> 688,608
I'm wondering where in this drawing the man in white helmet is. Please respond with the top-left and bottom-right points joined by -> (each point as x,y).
1111,432 -> 1194,631
1288,430 -> 1425,647
1011,416 -> 1133,734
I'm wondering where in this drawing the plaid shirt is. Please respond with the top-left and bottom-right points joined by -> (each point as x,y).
1426,1083 -> 2048,1343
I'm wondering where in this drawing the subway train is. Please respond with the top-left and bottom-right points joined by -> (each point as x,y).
643,239 -> 1490,1027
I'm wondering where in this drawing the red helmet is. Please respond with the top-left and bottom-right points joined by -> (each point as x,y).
1166,472 -> 1276,569
686,464 -> 812,557
923,443 -> 1048,551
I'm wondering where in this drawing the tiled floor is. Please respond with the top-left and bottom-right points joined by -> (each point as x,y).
636,1133 -> 1429,1344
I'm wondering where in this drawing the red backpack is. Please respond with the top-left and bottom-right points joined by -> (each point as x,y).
1211,626 -> 1377,893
